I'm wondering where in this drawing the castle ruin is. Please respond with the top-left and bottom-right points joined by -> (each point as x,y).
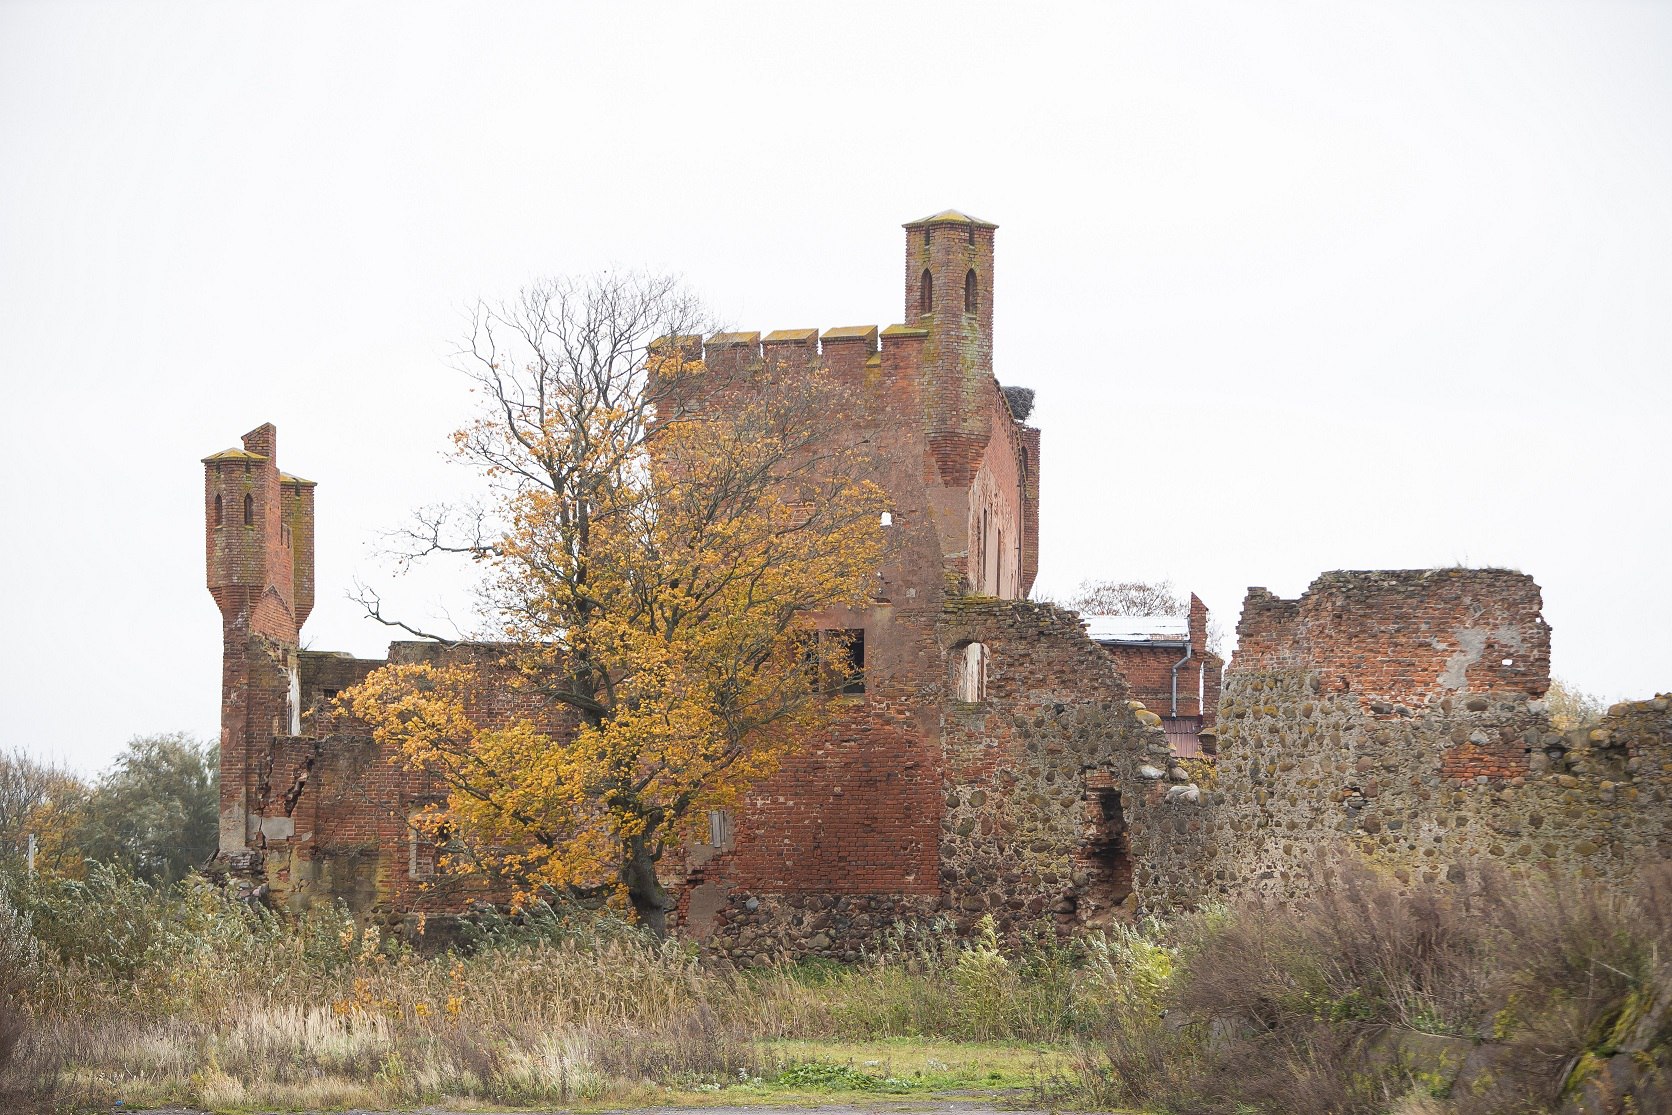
203,212 -> 1670,957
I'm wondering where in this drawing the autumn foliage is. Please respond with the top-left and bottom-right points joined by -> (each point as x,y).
347,275 -> 888,928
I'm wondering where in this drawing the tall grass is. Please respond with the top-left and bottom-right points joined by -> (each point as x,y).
0,871 -> 1147,1112
1075,861 -> 1672,1115
8,860 -> 1664,1114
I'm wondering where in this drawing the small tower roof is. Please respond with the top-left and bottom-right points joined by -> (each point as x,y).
903,209 -> 998,229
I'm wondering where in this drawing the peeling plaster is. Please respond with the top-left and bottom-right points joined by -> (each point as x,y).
1440,624 -> 1527,690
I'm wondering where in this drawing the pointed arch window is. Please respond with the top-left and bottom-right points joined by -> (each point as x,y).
920,269 -> 933,314
964,268 -> 978,312
213,493 -> 224,526
243,493 -> 254,526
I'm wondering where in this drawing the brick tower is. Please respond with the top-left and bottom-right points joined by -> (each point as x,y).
900,210 -> 1033,597
903,209 -> 997,488
203,423 -> 315,859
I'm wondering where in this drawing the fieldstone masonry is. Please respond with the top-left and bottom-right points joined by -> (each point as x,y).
699,597 -> 1213,965
1184,569 -> 1670,907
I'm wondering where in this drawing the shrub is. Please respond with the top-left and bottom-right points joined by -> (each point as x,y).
1079,859 -> 1672,1115
0,880 -> 36,1074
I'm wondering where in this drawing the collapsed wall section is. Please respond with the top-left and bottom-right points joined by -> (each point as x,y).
696,598 -> 1214,963
244,643 -> 548,920
1202,569 -> 1669,902
1235,569 -> 1551,706
937,598 -> 1215,924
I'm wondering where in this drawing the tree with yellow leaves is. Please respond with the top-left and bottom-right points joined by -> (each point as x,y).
348,274 -> 888,930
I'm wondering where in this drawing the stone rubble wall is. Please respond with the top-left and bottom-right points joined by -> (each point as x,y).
1203,676 -> 1670,900
937,597 -> 1215,925
1199,570 -> 1670,902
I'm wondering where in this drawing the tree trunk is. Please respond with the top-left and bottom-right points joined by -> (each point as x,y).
623,836 -> 674,935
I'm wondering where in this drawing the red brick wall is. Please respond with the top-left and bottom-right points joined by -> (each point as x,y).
1226,569 -> 1551,788
904,215 -> 995,490
1104,645 -> 1194,714
720,703 -> 940,894
208,211 -> 1048,933
259,643 -> 564,916
1234,569 -> 1551,708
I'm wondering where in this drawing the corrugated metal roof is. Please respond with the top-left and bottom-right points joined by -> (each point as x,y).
1084,614 -> 1189,644
1165,715 -> 1205,757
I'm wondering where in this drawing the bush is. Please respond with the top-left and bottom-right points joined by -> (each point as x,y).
1078,859 -> 1672,1115
0,880 -> 36,1074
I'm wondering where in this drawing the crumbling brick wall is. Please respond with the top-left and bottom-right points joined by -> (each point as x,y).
1182,570 -> 1670,906
246,642 -> 571,919
697,598 -> 1215,963
1235,569 -> 1551,707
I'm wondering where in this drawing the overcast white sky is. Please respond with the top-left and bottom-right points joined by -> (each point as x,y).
2,1 -> 1667,775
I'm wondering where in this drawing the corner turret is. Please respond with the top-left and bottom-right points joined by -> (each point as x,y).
202,423 -> 315,856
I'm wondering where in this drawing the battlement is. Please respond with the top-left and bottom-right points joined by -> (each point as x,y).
698,323 -> 938,366
1232,568 -> 1551,704
689,325 -> 1029,424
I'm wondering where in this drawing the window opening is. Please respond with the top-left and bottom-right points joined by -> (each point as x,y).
921,227 -> 931,249
808,628 -> 866,695
408,818 -> 454,880
243,493 -> 254,526
707,810 -> 733,847
920,269 -> 933,314
840,628 -> 866,695
954,642 -> 987,702
213,493 -> 223,526
964,268 -> 977,312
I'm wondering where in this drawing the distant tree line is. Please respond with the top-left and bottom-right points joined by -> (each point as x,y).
0,734 -> 218,883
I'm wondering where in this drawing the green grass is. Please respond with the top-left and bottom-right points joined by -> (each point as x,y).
758,1037 -> 1066,1092
571,1038 -> 1072,1112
